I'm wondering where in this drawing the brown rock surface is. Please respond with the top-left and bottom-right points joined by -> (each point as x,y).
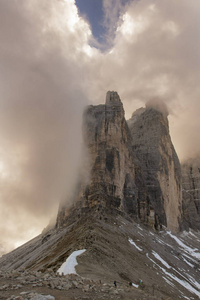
182,157 -> 200,230
57,91 -> 147,228
128,102 -> 182,232
0,211 -> 200,299
58,92 -> 183,232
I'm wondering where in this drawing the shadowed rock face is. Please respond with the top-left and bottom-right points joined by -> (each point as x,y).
57,91 -> 183,232
182,158 -> 200,230
128,106 -> 182,232
57,91 -> 148,227
82,92 -> 143,213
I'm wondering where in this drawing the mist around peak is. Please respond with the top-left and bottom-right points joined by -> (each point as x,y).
146,98 -> 169,117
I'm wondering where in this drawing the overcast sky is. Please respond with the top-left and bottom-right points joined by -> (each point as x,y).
0,0 -> 200,255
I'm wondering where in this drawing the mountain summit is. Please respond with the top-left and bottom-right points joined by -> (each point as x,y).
0,92 -> 199,300
128,101 -> 182,232
57,91 -> 182,232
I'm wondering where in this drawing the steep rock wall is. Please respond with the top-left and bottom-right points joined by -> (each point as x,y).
57,92 -> 147,227
128,105 -> 182,232
57,92 -> 183,232
182,158 -> 200,230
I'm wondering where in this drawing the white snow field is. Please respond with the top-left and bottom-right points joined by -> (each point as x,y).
57,249 -> 86,275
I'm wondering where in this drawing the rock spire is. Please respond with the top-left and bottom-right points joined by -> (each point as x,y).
57,92 -> 183,232
128,103 -> 182,232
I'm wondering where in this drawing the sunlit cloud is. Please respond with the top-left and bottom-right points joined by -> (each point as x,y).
119,12 -> 148,38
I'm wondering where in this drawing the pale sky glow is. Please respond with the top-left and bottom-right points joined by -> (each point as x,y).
0,0 -> 200,255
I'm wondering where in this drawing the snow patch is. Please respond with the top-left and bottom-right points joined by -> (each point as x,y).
137,225 -> 143,231
189,231 -> 198,239
166,272 -> 200,298
146,253 -> 159,268
163,277 -> 175,287
37,296 -> 54,300
181,256 -> 194,268
156,238 -> 165,245
146,253 -> 200,298
187,274 -> 200,291
156,238 -> 172,249
20,294 -> 55,300
182,253 -> 198,264
129,238 -> 143,251
166,232 -> 200,259
152,251 -> 171,269
57,249 -> 86,275
138,231 -> 144,237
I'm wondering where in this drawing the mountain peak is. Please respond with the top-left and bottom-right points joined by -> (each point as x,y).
105,91 -> 122,106
57,92 -> 182,232
146,98 -> 169,117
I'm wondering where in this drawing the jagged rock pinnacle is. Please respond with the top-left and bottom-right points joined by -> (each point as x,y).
57,91 -> 183,232
128,106 -> 182,232
106,91 -> 122,106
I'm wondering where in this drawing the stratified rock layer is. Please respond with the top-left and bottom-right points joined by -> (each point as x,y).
128,103 -> 182,232
182,158 -> 200,230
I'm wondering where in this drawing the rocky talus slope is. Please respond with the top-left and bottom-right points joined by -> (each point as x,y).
0,268 -> 124,300
0,211 -> 200,299
182,157 -> 200,230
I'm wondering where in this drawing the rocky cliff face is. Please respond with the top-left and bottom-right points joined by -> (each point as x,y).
57,92 -> 183,232
57,91 -> 147,227
128,101 -> 182,232
182,158 -> 200,230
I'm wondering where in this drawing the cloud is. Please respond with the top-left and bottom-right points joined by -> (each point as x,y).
1,0 -> 200,254
102,0 -> 131,48
0,0 -> 94,254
